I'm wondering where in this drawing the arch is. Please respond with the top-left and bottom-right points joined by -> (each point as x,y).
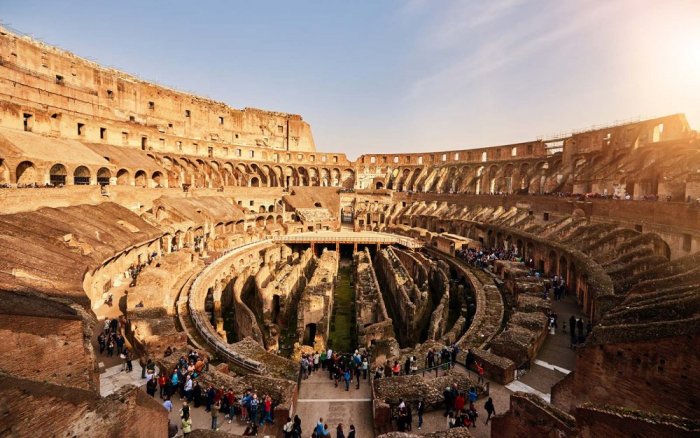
15,161 -> 37,185
342,168 -> 355,189
97,167 -> 111,186
73,166 -> 91,185
116,169 -> 130,185
375,181 -> 384,190
250,176 -> 260,187
49,163 -> 68,186
134,170 -> 148,187
152,171 -> 164,187
268,205 -> 274,213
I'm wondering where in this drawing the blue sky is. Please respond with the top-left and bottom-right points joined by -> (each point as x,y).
2,0 -> 699,158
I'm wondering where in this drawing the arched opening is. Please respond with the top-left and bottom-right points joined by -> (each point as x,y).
49,164 -> 67,186
250,176 -> 260,187
375,181 -> 384,190
548,250 -> 558,276
134,170 -> 147,187
152,171 -> 164,187
116,169 -> 130,185
73,166 -> 91,185
97,167 -> 111,186
16,161 -> 37,185
303,323 -> 317,346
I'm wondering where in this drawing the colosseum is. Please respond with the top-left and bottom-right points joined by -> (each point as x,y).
0,24 -> 698,438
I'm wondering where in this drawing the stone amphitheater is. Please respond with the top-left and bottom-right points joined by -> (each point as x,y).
0,26 -> 698,438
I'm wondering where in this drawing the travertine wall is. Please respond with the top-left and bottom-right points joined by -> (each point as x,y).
551,325 -> 700,419
0,27 -> 315,154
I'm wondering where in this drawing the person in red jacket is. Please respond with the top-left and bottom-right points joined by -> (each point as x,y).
454,392 -> 466,413
158,373 -> 167,399
263,395 -> 273,424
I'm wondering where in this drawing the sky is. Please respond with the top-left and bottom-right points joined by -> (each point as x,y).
2,0 -> 699,158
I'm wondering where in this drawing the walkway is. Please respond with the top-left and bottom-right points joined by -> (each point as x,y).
99,363 -> 159,397
295,368 -> 374,438
274,231 -> 423,249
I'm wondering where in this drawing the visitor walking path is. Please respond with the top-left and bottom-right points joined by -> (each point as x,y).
296,368 -> 375,438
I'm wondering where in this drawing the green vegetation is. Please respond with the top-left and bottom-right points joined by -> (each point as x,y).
328,264 -> 356,352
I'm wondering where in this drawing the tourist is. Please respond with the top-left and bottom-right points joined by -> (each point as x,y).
354,364 -> 361,389
106,337 -> 114,357
336,423 -> 345,438
455,391 -> 465,412
242,424 -> 258,436
206,385 -> 215,412
476,361 -> 485,384
468,387 -> 478,404
179,400 -> 190,420
283,417 -> 294,438
392,361 -> 401,376
315,418 -> 325,437
249,393 -> 259,424
293,414 -> 303,438
163,396 -> 173,413
322,423 -> 331,437
484,397 -> 496,424
146,375 -> 157,397
211,400 -> 220,430
447,412 -> 456,428
347,425 -> 356,438
343,368 -> 351,391
184,375 -> 193,402
362,357 -> 368,379
468,402 -> 478,428
98,332 -> 106,354
443,386 -> 454,416
158,372 -> 167,399
263,394 -> 273,425
181,416 -> 192,437
417,399 -> 425,429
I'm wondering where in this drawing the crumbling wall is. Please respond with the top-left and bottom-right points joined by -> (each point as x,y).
490,392 -> 577,438
354,248 -> 395,348
574,404 -> 699,438
551,322 -> 700,419
374,247 -> 431,347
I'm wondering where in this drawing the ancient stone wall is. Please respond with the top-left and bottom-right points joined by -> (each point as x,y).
0,27 -> 316,154
354,248 -> 395,348
490,392 -> 578,438
296,250 -> 338,350
574,405 -> 699,438
551,323 -> 700,419
374,247 -> 431,347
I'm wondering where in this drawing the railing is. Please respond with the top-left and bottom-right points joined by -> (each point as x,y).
187,238 -> 274,374
272,233 -> 423,249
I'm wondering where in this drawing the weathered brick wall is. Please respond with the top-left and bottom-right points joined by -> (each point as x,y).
0,314 -> 98,392
490,392 -> 577,438
574,405 -> 699,438
551,333 -> 700,419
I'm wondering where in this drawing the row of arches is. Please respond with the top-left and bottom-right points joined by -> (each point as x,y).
157,154 -> 356,189
378,159 -> 563,194
7,160 -> 164,187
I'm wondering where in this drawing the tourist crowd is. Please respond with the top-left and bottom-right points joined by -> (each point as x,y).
457,247 -> 520,268
156,349 -> 284,435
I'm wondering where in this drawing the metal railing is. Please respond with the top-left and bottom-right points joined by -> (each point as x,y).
272,233 -> 423,249
187,238 -> 274,374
